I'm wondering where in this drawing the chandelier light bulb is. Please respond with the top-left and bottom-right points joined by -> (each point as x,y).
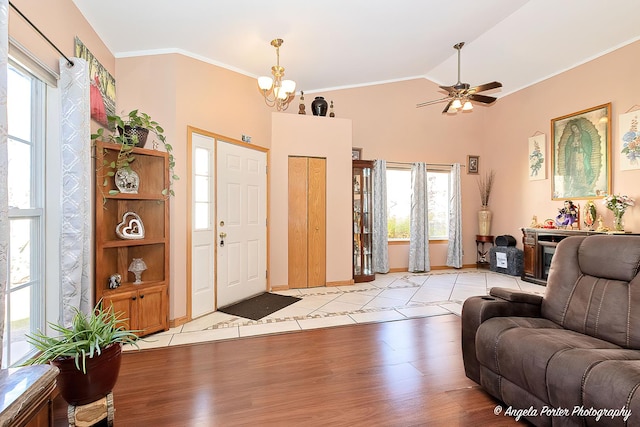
451,99 -> 462,109
462,100 -> 473,111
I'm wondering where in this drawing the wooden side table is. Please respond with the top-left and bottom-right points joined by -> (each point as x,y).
476,235 -> 495,269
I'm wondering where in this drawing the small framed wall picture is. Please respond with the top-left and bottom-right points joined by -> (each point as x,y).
352,147 -> 362,160
467,155 -> 479,174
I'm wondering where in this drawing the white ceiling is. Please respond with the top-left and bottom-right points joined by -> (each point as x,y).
72,0 -> 640,100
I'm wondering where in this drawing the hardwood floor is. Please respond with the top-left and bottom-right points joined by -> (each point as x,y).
53,315 -> 527,426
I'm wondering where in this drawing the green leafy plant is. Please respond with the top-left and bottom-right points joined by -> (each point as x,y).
22,302 -> 139,374
91,109 -> 178,197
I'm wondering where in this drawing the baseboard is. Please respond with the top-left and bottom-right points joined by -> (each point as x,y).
271,279 -> 355,291
326,279 -> 354,287
389,264 -> 477,273
170,315 -> 189,329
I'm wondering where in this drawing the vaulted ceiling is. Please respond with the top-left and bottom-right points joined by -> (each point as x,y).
72,0 -> 640,100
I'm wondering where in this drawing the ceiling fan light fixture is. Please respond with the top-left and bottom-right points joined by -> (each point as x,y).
451,99 -> 462,109
462,100 -> 473,111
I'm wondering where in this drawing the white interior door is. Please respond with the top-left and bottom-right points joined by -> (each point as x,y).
216,140 -> 267,307
191,133 -> 216,318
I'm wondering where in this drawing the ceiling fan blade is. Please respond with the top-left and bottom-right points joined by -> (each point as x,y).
469,81 -> 502,93
468,94 -> 497,104
416,97 -> 450,108
442,100 -> 454,114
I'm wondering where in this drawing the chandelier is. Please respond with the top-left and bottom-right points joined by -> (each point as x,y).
257,38 -> 296,111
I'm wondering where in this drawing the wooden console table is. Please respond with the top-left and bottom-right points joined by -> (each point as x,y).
521,227 -> 635,285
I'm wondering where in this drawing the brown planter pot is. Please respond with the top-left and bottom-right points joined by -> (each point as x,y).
51,343 -> 122,406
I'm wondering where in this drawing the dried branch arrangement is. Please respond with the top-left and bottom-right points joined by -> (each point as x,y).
477,169 -> 496,207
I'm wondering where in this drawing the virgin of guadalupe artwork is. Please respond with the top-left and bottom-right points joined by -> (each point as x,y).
551,104 -> 611,200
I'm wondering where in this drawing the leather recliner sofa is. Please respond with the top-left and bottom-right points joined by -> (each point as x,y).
462,235 -> 640,426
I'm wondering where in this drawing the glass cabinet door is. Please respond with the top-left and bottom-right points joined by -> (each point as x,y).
353,160 -> 375,282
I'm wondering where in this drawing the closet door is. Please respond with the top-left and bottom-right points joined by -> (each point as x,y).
307,157 -> 326,287
288,157 -> 309,288
287,156 -> 326,288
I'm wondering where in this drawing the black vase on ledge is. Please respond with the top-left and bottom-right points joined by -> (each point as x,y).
311,96 -> 328,116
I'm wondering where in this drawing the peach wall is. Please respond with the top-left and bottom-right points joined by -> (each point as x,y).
115,54 -> 273,319
291,80 -> 493,269
483,40 -> 640,244
270,113 -> 353,287
9,0 -> 114,77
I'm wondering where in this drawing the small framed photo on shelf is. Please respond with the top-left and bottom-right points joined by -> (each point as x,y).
352,147 -> 362,160
467,155 -> 479,174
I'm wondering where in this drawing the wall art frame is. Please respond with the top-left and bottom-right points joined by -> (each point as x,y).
551,103 -> 611,200
528,133 -> 546,180
467,155 -> 479,174
619,109 -> 640,171
352,147 -> 362,160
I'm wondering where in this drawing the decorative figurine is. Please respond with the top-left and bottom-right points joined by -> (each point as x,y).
329,100 -> 335,117
555,200 -> 579,228
583,200 -> 597,231
108,273 -> 122,289
596,215 -> 609,232
530,215 -> 538,228
298,91 -> 306,115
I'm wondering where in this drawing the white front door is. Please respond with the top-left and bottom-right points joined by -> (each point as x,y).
191,133 -> 216,318
216,140 -> 267,307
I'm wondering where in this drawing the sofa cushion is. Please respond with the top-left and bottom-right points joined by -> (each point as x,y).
583,360 -> 640,426
547,348 -> 640,425
477,317 -> 620,405
542,235 -> 640,348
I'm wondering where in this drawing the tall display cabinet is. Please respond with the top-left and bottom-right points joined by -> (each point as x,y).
94,141 -> 169,337
353,160 -> 375,282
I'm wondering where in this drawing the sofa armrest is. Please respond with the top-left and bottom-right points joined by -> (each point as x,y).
489,287 -> 544,305
462,293 -> 543,383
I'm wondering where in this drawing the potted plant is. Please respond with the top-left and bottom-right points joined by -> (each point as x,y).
91,109 -> 178,197
22,302 -> 139,406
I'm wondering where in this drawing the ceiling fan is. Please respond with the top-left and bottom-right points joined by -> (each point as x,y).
417,42 -> 502,114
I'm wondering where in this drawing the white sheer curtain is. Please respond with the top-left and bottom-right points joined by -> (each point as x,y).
446,163 -> 463,268
372,159 -> 389,273
0,0 -> 9,367
408,162 -> 430,272
60,57 -> 92,325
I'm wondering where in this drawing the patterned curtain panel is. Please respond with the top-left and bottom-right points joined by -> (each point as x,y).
0,0 -> 9,367
60,57 -> 92,325
408,162 -> 430,272
372,160 -> 389,273
446,163 -> 463,268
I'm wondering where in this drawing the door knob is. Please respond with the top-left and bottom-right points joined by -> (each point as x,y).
219,232 -> 227,239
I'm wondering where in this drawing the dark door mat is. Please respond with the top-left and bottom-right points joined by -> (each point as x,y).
218,292 -> 301,321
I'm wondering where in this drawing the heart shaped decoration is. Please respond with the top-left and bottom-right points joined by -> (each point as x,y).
115,212 -> 145,240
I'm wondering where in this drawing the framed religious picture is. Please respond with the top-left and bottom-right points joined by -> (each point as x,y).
352,147 -> 362,160
467,155 -> 479,174
551,103 -> 611,200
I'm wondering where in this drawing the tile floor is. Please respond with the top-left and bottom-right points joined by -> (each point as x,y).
126,269 -> 546,351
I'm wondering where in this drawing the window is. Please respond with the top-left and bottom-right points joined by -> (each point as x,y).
386,167 -> 450,241
3,61 -> 46,368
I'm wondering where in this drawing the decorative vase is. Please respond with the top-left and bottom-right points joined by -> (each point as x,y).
118,125 -> 149,147
478,206 -> 492,236
614,211 -> 625,232
311,96 -> 328,116
114,168 -> 140,194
